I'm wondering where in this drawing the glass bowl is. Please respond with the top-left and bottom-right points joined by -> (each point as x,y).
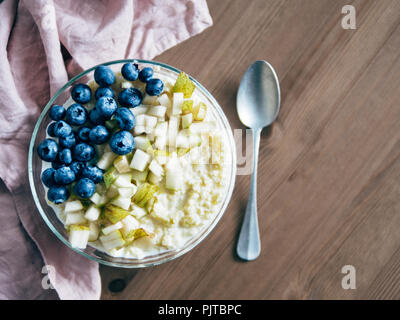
28,59 -> 237,268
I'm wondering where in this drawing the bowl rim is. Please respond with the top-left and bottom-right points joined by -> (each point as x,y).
28,59 -> 237,268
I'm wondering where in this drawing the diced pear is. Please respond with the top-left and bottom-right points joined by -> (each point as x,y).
135,114 -> 146,126
176,132 -> 190,148
134,136 -> 152,152
165,159 -> 182,191
104,204 -> 129,224
147,105 -> 167,119
99,230 -> 125,251
172,92 -> 184,115
157,93 -> 171,108
65,212 -> 87,225
69,225 -> 90,249
130,203 -> 148,219
90,192 -> 106,206
168,116 -> 179,147
106,184 -> 119,199
189,121 -> 216,133
131,106 -> 149,117
88,222 -> 99,241
142,94 -> 159,105
154,121 -> 168,137
118,184 -> 137,198
148,159 -> 164,177
131,168 -> 149,184
181,113 -> 193,129
144,115 -> 157,129
177,148 -> 190,157
148,171 -> 163,185
102,221 -> 123,235
64,200 -> 84,213
154,150 -> 169,165
193,102 -> 207,121
172,72 -> 196,98
113,155 -> 131,173
181,100 -> 193,114
97,152 -> 118,170
84,205 -> 101,221
154,135 -> 167,150
113,173 -> 132,188
103,166 -> 118,188
189,133 -> 202,147
133,183 -> 159,207
124,228 -> 151,243
111,196 -> 131,210
120,215 -> 140,238
133,125 -> 146,136
130,149 -> 151,172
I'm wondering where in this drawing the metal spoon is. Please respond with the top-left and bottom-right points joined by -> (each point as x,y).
236,60 -> 281,261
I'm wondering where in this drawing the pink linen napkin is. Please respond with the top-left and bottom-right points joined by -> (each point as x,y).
0,0 -> 212,300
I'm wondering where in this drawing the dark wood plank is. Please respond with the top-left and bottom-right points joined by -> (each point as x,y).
101,0 -> 400,299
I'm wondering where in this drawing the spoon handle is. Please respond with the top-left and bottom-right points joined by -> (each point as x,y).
236,128 -> 262,261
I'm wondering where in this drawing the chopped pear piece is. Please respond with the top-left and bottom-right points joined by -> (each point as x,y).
65,212 -> 87,225
97,152 -> 118,170
133,183 -> 159,207
168,116 -> 179,147
189,134 -> 202,148
172,92 -> 184,115
135,114 -> 146,126
99,230 -> 125,251
177,148 -> 190,157
106,184 -> 119,199
104,204 -> 129,224
102,221 -> 123,235
111,196 -> 131,210
154,121 -> 168,137
181,100 -> 194,115
144,115 -> 158,134
131,169 -> 149,184
133,125 -> 146,136
103,166 -> 118,188
130,203 -> 148,219
172,72 -> 196,98
64,200 -> 84,213
176,132 -> 190,148
69,225 -> 90,249
148,171 -> 163,185
90,192 -> 106,206
193,102 -> 207,121
131,106 -> 149,117
113,173 -> 132,188
154,150 -> 169,165
142,94 -> 159,105
157,93 -> 171,108
120,215 -> 140,238
148,159 -> 164,177
84,205 -> 101,221
113,155 -> 131,173
165,158 -> 182,191
130,149 -> 151,172
134,136 -> 152,152
181,113 -> 193,129
118,184 -> 137,198
88,222 -> 99,241
147,105 -> 167,119
124,228 -> 151,243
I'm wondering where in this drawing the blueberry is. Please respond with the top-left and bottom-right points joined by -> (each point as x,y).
71,83 -> 92,104
117,88 -> 143,108
96,96 -> 117,119
121,63 -> 139,81
94,65 -> 115,87
37,139 -> 59,162
58,148 -> 73,165
53,120 -> 72,138
89,108 -> 105,125
73,143 -> 95,162
47,122 -> 56,137
109,130 -> 135,155
115,107 -> 135,130
74,178 -> 95,199
65,103 -> 88,126
138,67 -> 153,83
41,168 -> 57,188
145,78 -> 164,96
59,133 -> 76,149
48,186 -> 70,204
70,161 -> 86,177
89,125 -> 110,145
51,160 -> 66,169
81,166 -> 103,183
77,127 -> 91,142
49,105 -> 66,121
95,86 -> 114,100
54,166 -> 76,185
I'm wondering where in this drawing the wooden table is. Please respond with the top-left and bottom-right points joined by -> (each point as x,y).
101,0 -> 400,299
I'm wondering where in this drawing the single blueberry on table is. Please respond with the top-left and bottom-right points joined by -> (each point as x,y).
89,125 -> 110,145
95,86 -> 114,100
48,186 -> 70,204
117,88 -> 143,108
58,148 -> 73,165
53,120 -> 72,138
121,63 -> 139,81
145,78 -> 164,96
49,105 -> 66,121
74,178 -> 95,199
96,96 -> 117,119
77,126 -> 91,142
94,65 -> 115,87
138,67 -> 153,83
71,83 -> 92,104
109,130 -> 135,155
115,107 -> 135,130
37,139 -> 59,162
73,143 -> 95,162
41,168 -> 57,188
66,103 -> 88,126
54,166 -> 76,185
47,122 -> 56,137
81,166 -> 103,184
89,108 -> 105,125
59,133 -> 76,149
70,161 -> 86,177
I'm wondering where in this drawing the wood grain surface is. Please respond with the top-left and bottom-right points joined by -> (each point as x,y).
100,0 -> 400,299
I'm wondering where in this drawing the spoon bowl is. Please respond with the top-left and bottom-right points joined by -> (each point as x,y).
236,60 -> 281,261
